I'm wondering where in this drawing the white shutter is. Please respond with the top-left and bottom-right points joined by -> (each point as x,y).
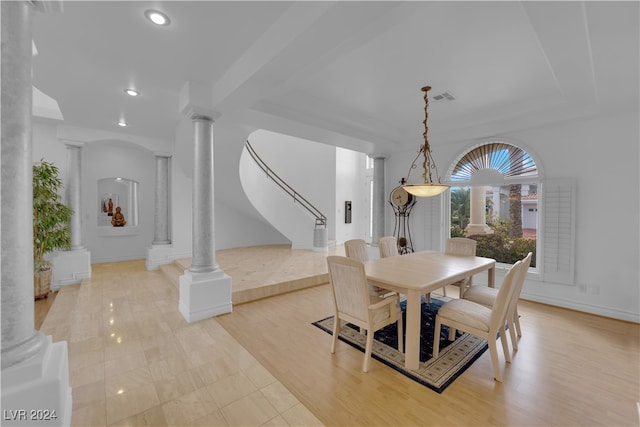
541,179 -> 576,284
422,193 -> 444,251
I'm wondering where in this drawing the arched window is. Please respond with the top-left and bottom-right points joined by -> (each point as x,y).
446,142 -> 539,268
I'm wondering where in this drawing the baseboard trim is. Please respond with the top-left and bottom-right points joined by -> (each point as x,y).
520,291 -> 640,323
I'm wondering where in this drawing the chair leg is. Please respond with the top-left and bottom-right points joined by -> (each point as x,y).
488,339 -> 503,382
363,328 -> 374,372
508,316 -> 518,351
442,286 -> 448,297
331,317 -> 340,354
432,317 -> 442,358
499,325 -> 511,363
448,326 -> 456,341
514,307 -> 522,337
397,314 -> 404,353
425,293 -> 431,304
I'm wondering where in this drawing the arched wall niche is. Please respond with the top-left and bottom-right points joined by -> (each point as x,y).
82,139 -> 156,262
97,177 -> 139,228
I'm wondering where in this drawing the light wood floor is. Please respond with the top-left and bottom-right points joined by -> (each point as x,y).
217,284 -> 640,426
36,246 -> 640,426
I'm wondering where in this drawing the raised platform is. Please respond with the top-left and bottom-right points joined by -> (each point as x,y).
160,244 -> 344,305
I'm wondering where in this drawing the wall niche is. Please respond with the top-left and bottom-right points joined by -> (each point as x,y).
97,177 -> 139,234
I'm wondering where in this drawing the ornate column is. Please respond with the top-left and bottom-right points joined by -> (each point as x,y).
66,143 -> 83,249
153,155 -> 171,245
145,153 -> 173,270
371,156 -> 386,246
189,115 -> 217,272
178,114 -> 231,322
1,1 -> 72,424
465,186 -> 493,236
50,141 -> 92,289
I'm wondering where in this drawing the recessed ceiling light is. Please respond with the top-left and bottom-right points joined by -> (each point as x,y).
116,120 -> 128,127
124,88 -> 140,97
144,10 -> 170,26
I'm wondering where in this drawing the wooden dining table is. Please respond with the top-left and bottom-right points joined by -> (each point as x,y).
363,250 -> 496,371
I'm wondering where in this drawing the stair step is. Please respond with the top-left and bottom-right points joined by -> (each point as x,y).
159,262 -> 185,288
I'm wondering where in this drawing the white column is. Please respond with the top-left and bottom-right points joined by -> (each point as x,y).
190,115 -> 217,272
153,155 -> 171,245
465,186 -> 493,236
371,157 -> 386,246
146,154 -> 173,270
50,142 -> 92,289
178,114 -> 231,322
1,2 -> 72,425
65,143 -> 83,249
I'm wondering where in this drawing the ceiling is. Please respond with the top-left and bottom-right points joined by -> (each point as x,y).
31,1 -> 639,156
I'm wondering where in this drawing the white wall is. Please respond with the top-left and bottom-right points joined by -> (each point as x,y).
335,147 -> 367,244
239,148 -> 318,249
82,142 -> 155,262
385,111 -> 640,321
248,129 -> 337,240
33,121 -> 66,172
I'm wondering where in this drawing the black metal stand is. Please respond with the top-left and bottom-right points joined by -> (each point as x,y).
389,185 -> 417,254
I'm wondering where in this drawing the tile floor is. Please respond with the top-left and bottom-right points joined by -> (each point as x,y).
40,252 -> 328,427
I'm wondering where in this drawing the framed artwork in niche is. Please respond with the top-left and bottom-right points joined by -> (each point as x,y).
100,193 -> 118,217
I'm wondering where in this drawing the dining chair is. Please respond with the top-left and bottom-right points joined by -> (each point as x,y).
344,239 -> 389,297
463,252 -> 533,351
326,255 -> 404,372
432,259 -> 525,382
344,239 -> 369,262
442,237 -> 477,298
378,236 -> 399,258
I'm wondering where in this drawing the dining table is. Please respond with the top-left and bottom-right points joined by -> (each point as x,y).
363,250 -> 496,371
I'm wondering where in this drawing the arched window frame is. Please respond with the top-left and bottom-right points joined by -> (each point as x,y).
445,140 -> 543,272
441,140 -> 576,285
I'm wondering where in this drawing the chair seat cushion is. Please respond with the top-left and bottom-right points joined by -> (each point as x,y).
438,299 -> 491,332
463,285 -> 498,308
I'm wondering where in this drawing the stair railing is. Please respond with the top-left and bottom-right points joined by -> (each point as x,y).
245,140 -> 327,227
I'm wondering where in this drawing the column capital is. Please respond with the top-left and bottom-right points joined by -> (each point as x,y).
187,109 -> 221,123
153,151 -> 172,158
61,139 -> 85,149
178,81 -> 221,122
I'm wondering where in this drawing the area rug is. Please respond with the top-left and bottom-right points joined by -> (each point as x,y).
312,296 -> 488,393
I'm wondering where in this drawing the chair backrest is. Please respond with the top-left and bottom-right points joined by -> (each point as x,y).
445,237 -> 477,257
326,256 -> 370,323
378,236 -> 399,258
344,239 -> 369,262
506,252 -> 533,316
489,260 -> 523,331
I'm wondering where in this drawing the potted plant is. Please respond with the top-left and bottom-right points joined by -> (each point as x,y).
33,160 -> 73,299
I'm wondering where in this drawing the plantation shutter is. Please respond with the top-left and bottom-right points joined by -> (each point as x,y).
541,179 -> 576,284
422,193 -> 444,251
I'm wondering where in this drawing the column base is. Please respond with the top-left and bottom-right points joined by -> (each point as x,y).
1,336 -> 72,427
146,244 -> 174,271
50,249 -> 91,291
465,224 -> 494,236
179,269 -> 232,323
312,227 -> 328,252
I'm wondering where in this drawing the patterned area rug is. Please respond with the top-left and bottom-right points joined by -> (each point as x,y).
312,296 -> 488,393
